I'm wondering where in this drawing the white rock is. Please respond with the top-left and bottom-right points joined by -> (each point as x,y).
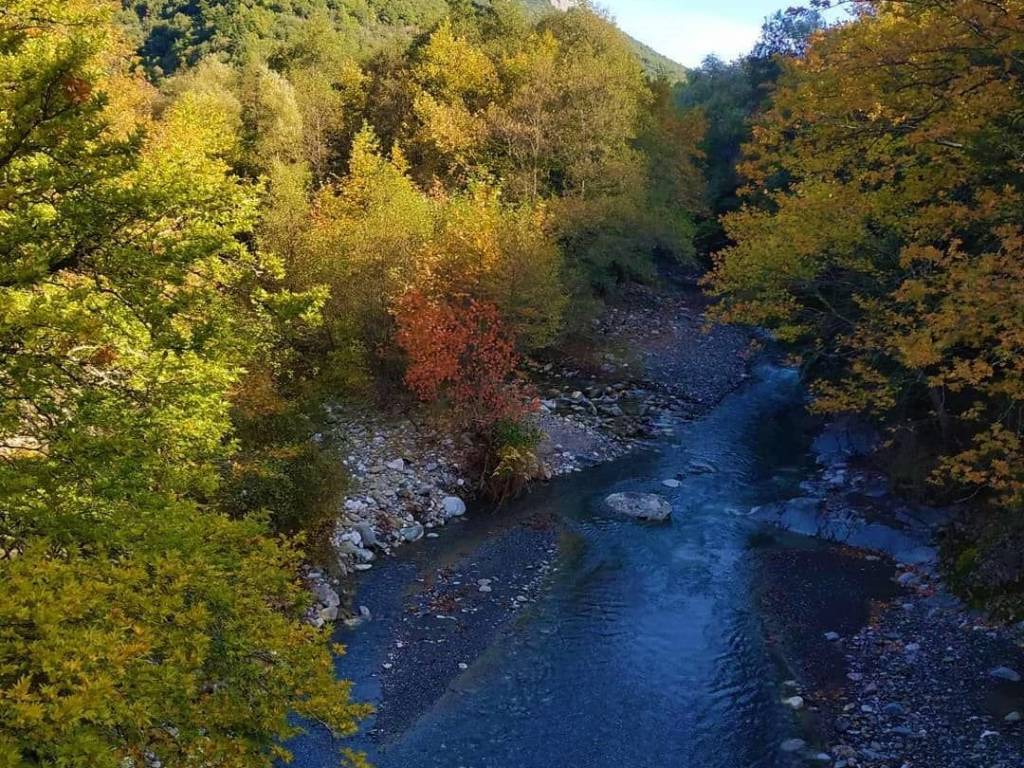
442,496 -> 467,518
385,458 -> 406,472
312,582 -> 340,608
320,605 -> 339,622
604,492 -> 672,522
662,479 -> 682,488
782,696 -> 805,710
400,523 -> 425,543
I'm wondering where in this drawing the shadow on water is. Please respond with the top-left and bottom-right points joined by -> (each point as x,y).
290,363 -> 831,768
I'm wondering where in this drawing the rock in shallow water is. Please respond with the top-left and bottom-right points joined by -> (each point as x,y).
604,492 -> 672,522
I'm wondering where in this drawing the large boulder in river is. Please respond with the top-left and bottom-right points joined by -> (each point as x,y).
605,492 -> 672,522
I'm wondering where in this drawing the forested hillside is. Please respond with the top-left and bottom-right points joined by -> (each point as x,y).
0,1 -> 702,765
123,0 -> 687,80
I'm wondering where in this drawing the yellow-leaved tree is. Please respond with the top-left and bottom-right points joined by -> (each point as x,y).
707,0 -> 1024,507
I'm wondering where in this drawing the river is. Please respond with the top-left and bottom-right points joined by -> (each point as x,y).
291,361 -> 833,767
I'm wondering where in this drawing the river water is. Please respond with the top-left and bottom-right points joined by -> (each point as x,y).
293,362 -> 822,768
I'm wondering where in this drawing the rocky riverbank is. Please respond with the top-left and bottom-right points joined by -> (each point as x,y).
754,422 -> 1024,768
305,284 -> 756,624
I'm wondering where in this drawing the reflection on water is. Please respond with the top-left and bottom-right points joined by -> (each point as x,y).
293,363 -> 814,768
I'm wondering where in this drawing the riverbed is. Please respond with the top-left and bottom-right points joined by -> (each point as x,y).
289,360 -> 905,767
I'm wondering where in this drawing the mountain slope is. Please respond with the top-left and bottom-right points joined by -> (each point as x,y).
523,0 -> 687,82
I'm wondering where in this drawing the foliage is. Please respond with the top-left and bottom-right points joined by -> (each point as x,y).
707,0 -> 1024,511
288,124 -> 566,377
424,183 -> 567,350
394,290 -> 540,498
675,8 -> 826,256
483,417 -> 543,500
394,290 -> 531,429
221,368 -> 349,539
0,2 -> 368,765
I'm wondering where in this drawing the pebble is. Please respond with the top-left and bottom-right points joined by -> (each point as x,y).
781,738 -> 806,753
989,666 -> 1022,683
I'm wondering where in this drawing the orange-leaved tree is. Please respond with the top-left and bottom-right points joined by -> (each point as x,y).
394,290 -> 540,496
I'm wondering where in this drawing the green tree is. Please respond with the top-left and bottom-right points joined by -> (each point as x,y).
0,2 -> 368,765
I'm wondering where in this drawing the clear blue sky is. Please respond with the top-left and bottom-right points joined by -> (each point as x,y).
596,1 -> 842,67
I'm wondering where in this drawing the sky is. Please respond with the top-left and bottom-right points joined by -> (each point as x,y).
596,1 -> 840,68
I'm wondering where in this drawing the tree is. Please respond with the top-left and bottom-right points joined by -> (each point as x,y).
423,183 -> 567,350
0,2 -> 368,764
676,8 -> 826,256
707,0 -> 1024,507
394,290 -> 541,498
299,125 -> 434,369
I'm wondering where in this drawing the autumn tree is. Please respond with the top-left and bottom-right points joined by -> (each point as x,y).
298,124 -> 434,373
0,2 -> 368,765
394,290 -> 541,497
707,0 -> 1024,507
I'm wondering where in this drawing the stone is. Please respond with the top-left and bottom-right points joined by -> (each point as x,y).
780,738 -> 806,753
883,702 -> 906,717
319,605 -> 339,622
897,571 -> 920,588
662,479 -> 682,488
990,666 -> 1022,683
312,582 -> 340,608
335,539 -> 375,563
385,458 -> 406,471
1004,711 -> 1022,723
824,631 -> 841,641
604,492 -> 672,522
782,696 -> 805,710
353,522 -> 380,549
442,496 -> 467,518
400,523 -> 425,543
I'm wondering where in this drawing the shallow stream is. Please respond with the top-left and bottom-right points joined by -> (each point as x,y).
292,363 -> 835,767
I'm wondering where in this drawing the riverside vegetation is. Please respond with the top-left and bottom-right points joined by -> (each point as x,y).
2,1 -> 1024,767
